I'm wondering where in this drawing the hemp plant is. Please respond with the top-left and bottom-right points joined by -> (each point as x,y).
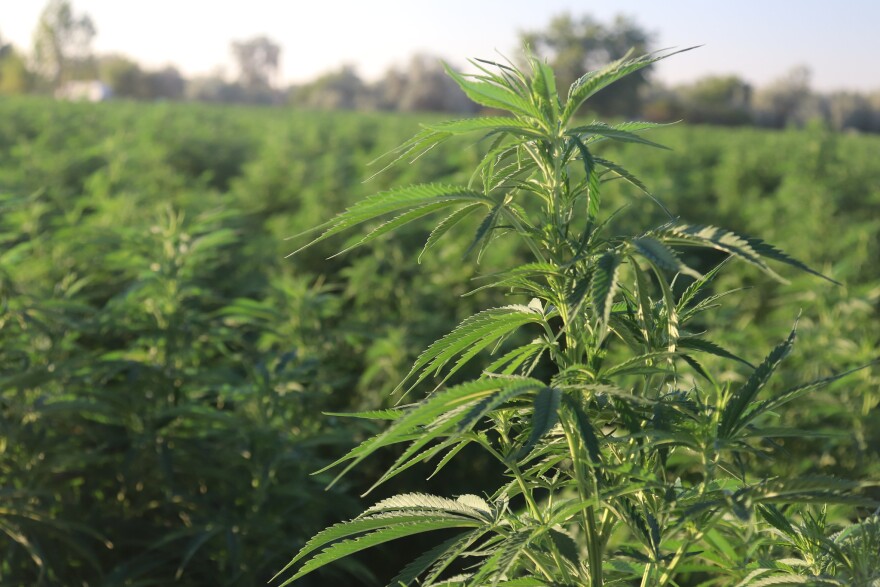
276,51 -> 868,586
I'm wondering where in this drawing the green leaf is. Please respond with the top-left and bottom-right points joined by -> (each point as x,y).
274,512 -> 478,583
388,533 -> 477,587
530,57 -> 560,122
518,387 -> 561,459
337,200 -> 463,256
281,520 -> 480,585
601,351 -> 677,378
468,528 -> 534,586
570,137 -> 602,222
484,341 -> 548,376
320,377 -> 544,486
745,236 -> 840,284
401,305 -> 545,393
656,224 -> 789,282
678,337 -> 755,369
419,203 -> 483,263
563,396 -> 602,465
719,323 -> 797,439
444,63 -> 541,119
463,202 -> 503,259
424,117 -> 545,139
630,237 -> 702,279
562,47 -> 697,122
362,493 -> 492,520
745,362 -> 875,423
591,251 -> 623,341
457,382 -> 545,432
567,122 -> 670,150
289,184 -> 490,255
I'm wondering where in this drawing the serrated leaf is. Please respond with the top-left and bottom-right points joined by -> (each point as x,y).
719,323 -> 797,439
401,306 -> 545,394
572,137 -> 601,219
601,351 -> 676,378
745,236 -> 839,284
678,337 -> 755,369
420,203 -> 482,263
457,382 -> 544,432
281,520 -> 479,585
562,47 -> 697,123
746,362 -> 875,422
464,202 -> 503,259
445,63 -> 541,119
518,387 -> 561,459
388,533 -> 476,587
289,184 -> 489,255
320,377 -> 544,487
274,513 -> 478,584
630,237 -> 701,279
337,200 -> 460,256
563,396 -> 601,465
363,493 -> 491,520
424,116 -> 545,139
591,251 -> 622,341
656,224 -> 786,282
567,122 -> 670,150
468,528 -> 534,586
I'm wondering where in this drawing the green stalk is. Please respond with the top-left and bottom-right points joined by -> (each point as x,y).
562,418 -> 603,587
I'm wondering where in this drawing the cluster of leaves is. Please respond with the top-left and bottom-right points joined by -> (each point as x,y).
279,52 -> 877,586
0,100 -> 496,585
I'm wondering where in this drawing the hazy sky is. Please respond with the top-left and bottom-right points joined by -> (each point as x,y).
2,0 -> 878,91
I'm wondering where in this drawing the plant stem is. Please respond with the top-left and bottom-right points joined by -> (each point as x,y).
562,418 -> 603,586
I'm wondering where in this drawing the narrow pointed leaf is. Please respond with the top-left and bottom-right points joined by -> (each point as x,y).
518,387 -> 561,459
591,251 -> 623,341
719,324 -> 797,438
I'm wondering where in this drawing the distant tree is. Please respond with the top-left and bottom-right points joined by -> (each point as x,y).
0,49 -> 31,95
231,35 -> 280,90
374,54 -> 475,112
520,13 -> 653,116
291,65 -> 367,110
0,31 -> 31,94
678,75 -> 753,125
32,0 -> 96,89
753,66 -> 820,128
186,70 -> 246,103
144,66 -> 185,100
824,91 -> 880,133
99,54 -> 145,98
0,31 -> 10,59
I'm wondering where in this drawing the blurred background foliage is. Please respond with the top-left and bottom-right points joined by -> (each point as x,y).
0,95 -> 876,585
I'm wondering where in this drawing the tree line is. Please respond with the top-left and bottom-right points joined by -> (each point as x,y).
2,2 -> 880,132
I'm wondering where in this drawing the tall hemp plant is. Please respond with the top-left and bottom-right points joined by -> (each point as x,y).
277,51 -> 871,586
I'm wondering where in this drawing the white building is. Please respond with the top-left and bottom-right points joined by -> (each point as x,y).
55,80 -> 113,102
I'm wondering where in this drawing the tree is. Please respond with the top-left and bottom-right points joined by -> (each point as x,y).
99,54 -> 145,98
753,66 -> 820,128
0,31 -> 31,95
0,50 -> 31,95
32,0 -> 96,89
290,65 -> 367,110
679,75 -> 753,125
0,31 -> 10,59
231,35 -> 280,91
143,66 -> 184,100
520,12 -> 653,117
374,54 -> 476,112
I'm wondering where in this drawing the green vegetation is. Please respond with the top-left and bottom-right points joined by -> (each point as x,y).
0,68 -> 877,586
278,53 -> 879,586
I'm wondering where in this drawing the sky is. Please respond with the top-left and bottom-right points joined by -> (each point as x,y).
2,0 -> 879,92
